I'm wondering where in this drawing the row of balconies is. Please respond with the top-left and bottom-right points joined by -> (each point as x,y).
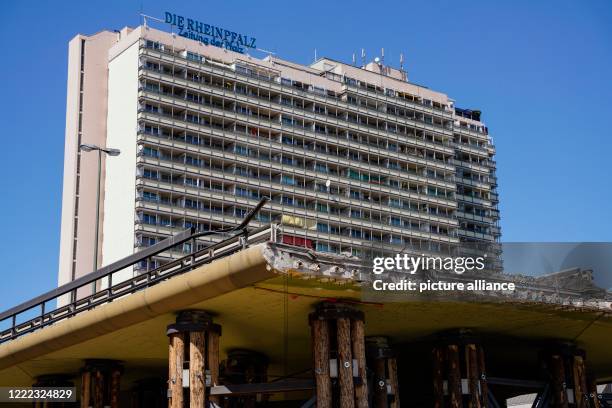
137,180 -> 457,223
136,166 -> 459,228
139,136 -> 456,193
134,197 -> 460,244
137,145 -> 459,211
143,73 -> 455,134
137,118 -> 459,192
139,66 -> 461,142
140,45 -> 462,129
135,86 -> 455,166
136,197 -> 453,238
137,113 -> 459,187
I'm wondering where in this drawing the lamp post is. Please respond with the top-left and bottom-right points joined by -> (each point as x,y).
79,144 -> 120,293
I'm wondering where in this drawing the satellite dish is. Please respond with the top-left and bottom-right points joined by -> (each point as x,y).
374,57 -> 381,64
325,180 -> 331,188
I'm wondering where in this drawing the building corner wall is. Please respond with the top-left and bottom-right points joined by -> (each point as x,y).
58,31 -> 118,293
101,39 -> 139,279
57,36 -> 82,288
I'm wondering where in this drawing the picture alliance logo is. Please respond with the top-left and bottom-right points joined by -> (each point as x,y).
372,254 -> 487,275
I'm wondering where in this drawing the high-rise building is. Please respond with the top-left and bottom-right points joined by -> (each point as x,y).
58,23 -> 500,285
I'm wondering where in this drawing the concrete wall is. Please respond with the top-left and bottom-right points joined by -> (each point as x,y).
101,39 -> 139,282
58,31 -> 118,297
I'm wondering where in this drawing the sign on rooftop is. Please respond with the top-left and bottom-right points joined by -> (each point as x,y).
164,12 -> 257,54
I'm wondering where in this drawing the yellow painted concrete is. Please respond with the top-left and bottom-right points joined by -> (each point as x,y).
0,254 -> 610,388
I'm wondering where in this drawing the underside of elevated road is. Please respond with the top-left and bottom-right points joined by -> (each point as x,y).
0,242 -> 610,407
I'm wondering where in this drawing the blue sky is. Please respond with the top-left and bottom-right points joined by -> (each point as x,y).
0,0 -> 611,311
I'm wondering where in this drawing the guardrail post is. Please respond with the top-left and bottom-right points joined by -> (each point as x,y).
190,238 -> 197,266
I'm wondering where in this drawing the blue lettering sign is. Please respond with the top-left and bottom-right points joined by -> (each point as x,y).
163,11 -> 257,54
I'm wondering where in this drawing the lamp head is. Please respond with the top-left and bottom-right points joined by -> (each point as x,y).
79,144 -> 97,152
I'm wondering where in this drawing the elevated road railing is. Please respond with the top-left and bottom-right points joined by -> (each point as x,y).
0,198 -> 276,344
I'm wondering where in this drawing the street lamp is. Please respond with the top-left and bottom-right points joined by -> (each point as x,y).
79,144 -> 121,293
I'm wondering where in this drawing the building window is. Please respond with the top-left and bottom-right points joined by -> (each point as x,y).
281,175 -> 296,186
316,242 -> 330,252
142,191 -> 158,201
186,51 -> 203,62
142,214 -> 157,225
146,40 -> 162,50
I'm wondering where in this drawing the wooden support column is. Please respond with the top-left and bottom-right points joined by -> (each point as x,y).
432,331 -> 487,408
110,368 -> 121,408
366,336 -> 398,408
549,354 -> 569,408
218,349 -> 268,407
311,318 -> 332,408
309,302 -> 366,408
93,369 -> 104,408
432,347 -> 445,408
351,318 -> 368,408
372,357 -> 387,408
81,371 -> 91,408
573,354 -> 588,408
190,331 -> 206,407
168,332 -> 184,408
80,360 -> 123,408
207,330 -> 220,406
478,346 -> 488,408
587,373 -> 601,408
33,375 -> 74,408
447,344 -> 462,408
387,357 -> 400,408
167,310 -> 221,408
367,338 -> 388,408
466,344 -> 482,408
337,317 -> 355,408
544,345 -> 599,408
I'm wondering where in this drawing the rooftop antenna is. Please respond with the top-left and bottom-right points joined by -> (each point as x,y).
314,48 -> 317,63
257,48 -> 276,58
352,52 -> 356,66
361,48 -> 366,67
400,52 -> 407,81
140,13 -> 165,29
381,47 -> 385,63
